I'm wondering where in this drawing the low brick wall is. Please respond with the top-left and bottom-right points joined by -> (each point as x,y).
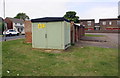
24,20 -> 32,43
85,30 -> 120,33
25,32 -> 32,43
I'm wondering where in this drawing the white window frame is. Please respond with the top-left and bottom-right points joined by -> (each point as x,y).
87,21 -> 91,26
109,21 -> 112,25
102,21 -> 106,25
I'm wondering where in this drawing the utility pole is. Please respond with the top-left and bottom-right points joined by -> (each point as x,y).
118,1 -> 120,16
3,0 -> 6,41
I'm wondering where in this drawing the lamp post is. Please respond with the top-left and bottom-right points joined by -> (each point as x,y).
3,0 -> 6,41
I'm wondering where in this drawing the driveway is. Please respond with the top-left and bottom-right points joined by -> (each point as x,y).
0,35 -> 25,42
77,33 -> 119,49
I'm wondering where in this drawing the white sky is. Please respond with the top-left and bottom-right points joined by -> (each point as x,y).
0,0 -> 119,23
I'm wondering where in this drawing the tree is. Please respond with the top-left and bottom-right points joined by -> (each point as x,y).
14,13 -> 30,21
0,18 -> 6,34
118,15 -> 120,18
63,11 -> 79,23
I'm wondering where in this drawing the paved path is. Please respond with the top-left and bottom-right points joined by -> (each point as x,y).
77,33 -> 119,49
0,35 -> 25,42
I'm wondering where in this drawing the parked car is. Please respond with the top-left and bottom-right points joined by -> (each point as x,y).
3,29 -> 19,36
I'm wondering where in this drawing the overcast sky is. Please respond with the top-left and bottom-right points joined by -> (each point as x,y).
0,0 -> 119,22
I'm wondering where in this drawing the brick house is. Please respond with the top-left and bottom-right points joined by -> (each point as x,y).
79,19 -> 95,31
5,17 -> 25,33
94,23 -> 100,30
99,18 -> 120,30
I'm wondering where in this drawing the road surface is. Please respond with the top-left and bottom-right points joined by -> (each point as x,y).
86,33 -> 119,45
78,33 -> 119,48
0,35 -> 25,42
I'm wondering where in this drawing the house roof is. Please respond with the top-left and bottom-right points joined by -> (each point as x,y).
99,18 -> 120,21
31,17 -> 70,22
6,17 -> 24,23
95,23 -> 100,26
74,24 -> 84,28
79,19 -> 95,21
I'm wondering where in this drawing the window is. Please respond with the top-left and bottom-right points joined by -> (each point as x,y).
21,28 -> 23,31
9,30 -> 16,32
20,23 -> 23,25
102,21 -> 106,25
15,23 -> 17,25
109,21 -> 112,25
117,21 -> 120,26
88,23 -> 91,26
87,21 -> 91,26
13,30 -> 16,32
80,22 -> 83,25
9,30 -> 13,32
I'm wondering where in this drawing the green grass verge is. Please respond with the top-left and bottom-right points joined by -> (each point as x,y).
85,34 -> 105,37
0,42 -> 2,77
2,39 -> 118,76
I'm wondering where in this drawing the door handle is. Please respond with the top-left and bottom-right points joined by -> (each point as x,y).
45,34 -> 47,38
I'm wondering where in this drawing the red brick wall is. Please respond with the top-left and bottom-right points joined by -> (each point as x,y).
70,22 -> 75,44
79,27 -> 85,39
74,25 -> 85,43
24,20 -> 32,43
80,21 -> 94,27
5,18 -> 13,29
99,19 -> 119,30
80,20 -> 95,31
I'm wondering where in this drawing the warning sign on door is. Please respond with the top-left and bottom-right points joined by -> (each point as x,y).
38,24 -> 46,29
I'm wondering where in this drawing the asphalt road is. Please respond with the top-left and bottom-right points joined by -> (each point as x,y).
85,33 -> 119,48
0,35 -> 25,42
86,33 -> 119,45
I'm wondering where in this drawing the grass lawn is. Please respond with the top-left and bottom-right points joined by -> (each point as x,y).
2,39 -> 118,76
85,34 -> 105,37
0,41 -> 2,77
